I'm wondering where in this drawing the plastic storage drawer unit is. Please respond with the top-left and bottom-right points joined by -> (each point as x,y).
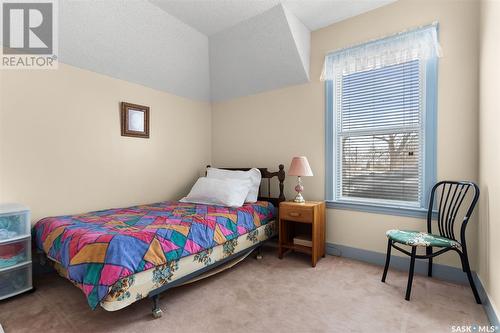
0,203 -> 33,299
0,237 -> 31,269
0,262 -> 32,300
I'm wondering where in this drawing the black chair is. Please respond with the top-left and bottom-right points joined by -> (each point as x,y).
381,181 -> 481,303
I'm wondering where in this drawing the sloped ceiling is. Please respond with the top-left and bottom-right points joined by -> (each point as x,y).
150,0 -> 396,36
209,5 -> 310,101
58,0 -> 395,102
150,0 -> 283,36
59,0 -> 210,101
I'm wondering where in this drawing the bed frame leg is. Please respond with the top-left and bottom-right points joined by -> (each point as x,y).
151,294 -> 162,319
37,250 -> 47,266
255,246 -> 263,260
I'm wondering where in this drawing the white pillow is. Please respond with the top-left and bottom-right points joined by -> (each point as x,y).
180,177 -> 251,208
206,168 -> 261,203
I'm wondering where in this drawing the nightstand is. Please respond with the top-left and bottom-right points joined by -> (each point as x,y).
278,201 -> 326,267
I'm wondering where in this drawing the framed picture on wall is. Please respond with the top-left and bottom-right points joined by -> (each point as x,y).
121,102 -> 150,138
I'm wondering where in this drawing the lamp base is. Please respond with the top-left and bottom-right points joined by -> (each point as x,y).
293,192 -> 305,203
293,176 -> 306,203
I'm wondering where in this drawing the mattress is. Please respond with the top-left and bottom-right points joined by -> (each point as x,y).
53,220 -> 276,311
34,201 -> 276,309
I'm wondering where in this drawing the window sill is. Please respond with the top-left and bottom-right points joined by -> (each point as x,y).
326,200 -> 436,219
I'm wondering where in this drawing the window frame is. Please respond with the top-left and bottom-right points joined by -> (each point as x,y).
325,55 -> 438,218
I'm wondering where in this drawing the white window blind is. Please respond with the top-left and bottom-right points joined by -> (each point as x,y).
324,24 -> 440,214
334,60 -> 424,206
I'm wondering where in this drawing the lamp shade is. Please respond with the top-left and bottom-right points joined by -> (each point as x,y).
288,156 -> 313,177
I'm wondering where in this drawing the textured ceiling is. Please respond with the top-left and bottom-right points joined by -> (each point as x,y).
59,0 -> 210,101
210,5 -> 310,101
150,0 -> 396,36
57,0 -> 396,102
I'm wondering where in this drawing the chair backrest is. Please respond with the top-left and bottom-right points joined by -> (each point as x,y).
427,181 -> 479,246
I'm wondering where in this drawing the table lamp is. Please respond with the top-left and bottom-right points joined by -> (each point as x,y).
288,156 -> 313,203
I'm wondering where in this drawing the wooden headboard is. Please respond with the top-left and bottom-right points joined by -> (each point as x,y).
206,164 -> 286,207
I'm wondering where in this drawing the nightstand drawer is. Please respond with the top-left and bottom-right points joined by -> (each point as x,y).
281,205 -> 313,223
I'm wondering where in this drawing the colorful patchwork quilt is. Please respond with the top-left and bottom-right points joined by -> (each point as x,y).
33,201 -> 276,309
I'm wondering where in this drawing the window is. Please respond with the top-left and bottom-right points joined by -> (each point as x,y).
324,25 -> 440,217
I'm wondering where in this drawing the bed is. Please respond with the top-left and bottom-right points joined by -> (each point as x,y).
33,165 -> 285,318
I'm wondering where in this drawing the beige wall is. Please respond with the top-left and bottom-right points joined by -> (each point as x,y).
478,0 -> 500,318
0,0 -> 483,272
0,64 -> 211,222
212,0 -> 480,268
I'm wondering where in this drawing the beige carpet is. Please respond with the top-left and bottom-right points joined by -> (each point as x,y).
0,246 -> 488,333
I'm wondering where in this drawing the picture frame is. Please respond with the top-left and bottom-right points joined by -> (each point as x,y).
120,102 -> 150,138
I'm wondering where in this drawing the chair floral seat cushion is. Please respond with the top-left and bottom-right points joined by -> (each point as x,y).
386,230 -> 461,249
